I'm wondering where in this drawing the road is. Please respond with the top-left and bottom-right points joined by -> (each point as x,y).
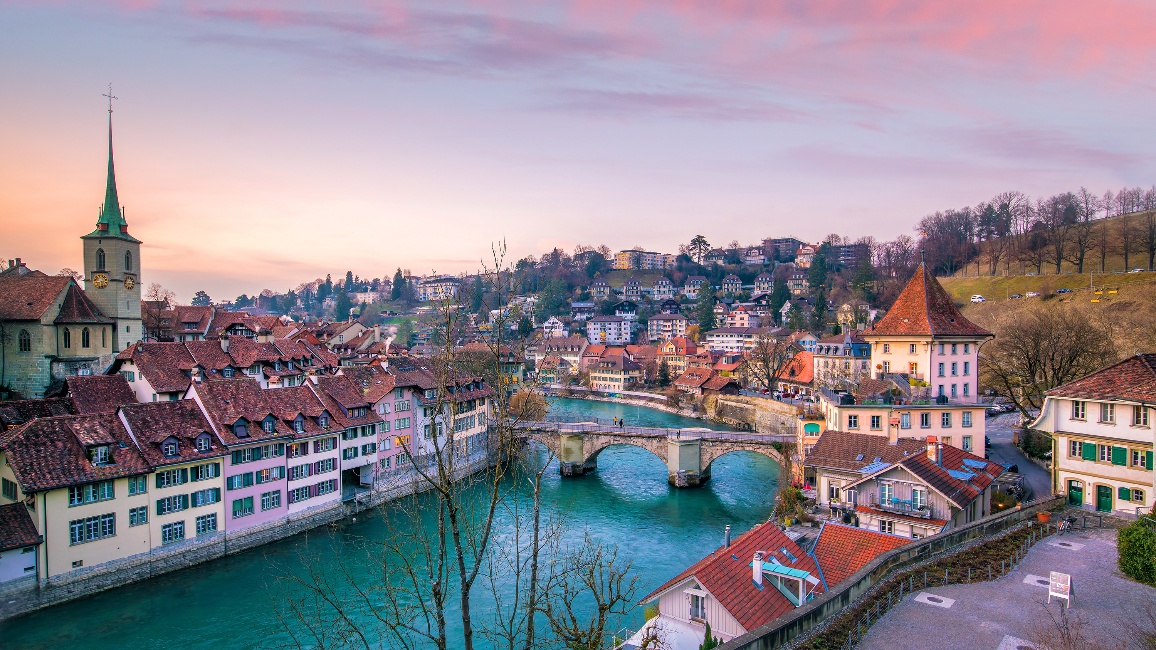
984,412 -> 1052,499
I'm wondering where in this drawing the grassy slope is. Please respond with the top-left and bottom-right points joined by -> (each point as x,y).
940,270 -> 1156,306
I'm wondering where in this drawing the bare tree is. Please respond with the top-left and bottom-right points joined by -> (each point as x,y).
1142,209 -> 1156,271
978,303 -> 1117,416
1118,213 -> 1138,271
1064,188 -> 1100,274
746,331 -> 796,392
541,531 -> 642,650
57,268 -> 83,282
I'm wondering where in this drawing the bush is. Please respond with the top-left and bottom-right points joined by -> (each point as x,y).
643,604 -> 659,621
1118,520 -> 1156,586
991,490 -> 1018,513
1018,428 -> 1053,461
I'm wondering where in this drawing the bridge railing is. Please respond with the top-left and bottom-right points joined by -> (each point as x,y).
514,420 -> 795,444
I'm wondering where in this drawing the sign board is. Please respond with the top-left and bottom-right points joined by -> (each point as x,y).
1048,571 -> 1071,607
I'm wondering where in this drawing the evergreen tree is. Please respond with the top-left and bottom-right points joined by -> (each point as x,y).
808,243 -> 830,289
787,304 -> 806,331
811,287 -> 828,332
699,621 -> 721,650
770,279 -> 790,322
695,287 -> 716,332
334,291 -> 353,321
658,359 -> 671,387
470,276 -> 484,313
391,268 -> 404,300
517,316 -> 533,339
345,270 -> 354,288
191,290 -> 212,306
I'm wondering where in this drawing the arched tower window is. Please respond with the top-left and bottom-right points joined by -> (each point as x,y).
18,330 -> 31,352
63,328 -> 72,349
124,250 -> 133,272
96,249 -> 106,271
82,327 -> 91,348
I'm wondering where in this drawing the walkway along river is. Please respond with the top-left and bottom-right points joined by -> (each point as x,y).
0,397 -> 782,649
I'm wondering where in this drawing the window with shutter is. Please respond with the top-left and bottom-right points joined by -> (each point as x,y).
1148,451 -> 1154,471
1119,486 -> 1132,501
1112,446 -> 1128,466
1081,443 -> 1097,461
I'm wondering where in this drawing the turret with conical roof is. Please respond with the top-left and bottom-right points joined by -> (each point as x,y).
863,262 -> 992,403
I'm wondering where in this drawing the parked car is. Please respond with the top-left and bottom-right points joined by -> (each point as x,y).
1010,294 -> 1023,299
1026,291 -> 1040,298
971,295 -> 986,303
985,436 -> 991,448
1129,268 -> 1144,273
1056,288 -> 1072,294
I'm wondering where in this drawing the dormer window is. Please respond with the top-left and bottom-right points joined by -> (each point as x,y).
234,420 -> 249,438
275,361 -> 282,371
223,367 -> 234,378
162,438 -> 179,457
90,445 -> 111,466
293,416 -> 305,433
195,433 -> 212,452
319,415 -> 330,428
262,418 -> 276,433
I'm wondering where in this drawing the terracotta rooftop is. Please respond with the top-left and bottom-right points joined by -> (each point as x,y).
804,430 -> 926,473
66,375 -> 136,414
0,397 -> 77,431
869,264 -> 992,338
0,413 -> 151,492
54,283 -> 113,324
810,522 -> 911,586
119,400 -> 224,467
0,275 -> 71,321
1044,353 -> 1156,403
191,377 -> 285,446
643,522 -> 824,632
341,365 -> 398,404
896,445 -> 1004,509
0,503 -> 40,552
781,351 -> 814,385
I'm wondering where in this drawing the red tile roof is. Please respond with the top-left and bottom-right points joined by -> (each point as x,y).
0,397 -> 77,430
804,431 -> 925,473
674,368 -> 714,389
117,342 -> 196,393
810,523 -> 911,586
0,503 -> 40,552
1045,353 -> 1156,403
869,264 -> 992,338
0,414 -> 151,492
66,375 -> 136,414
896,445 -> 1004,508
119,400 -> 224,467
191,378 -> 284,446
54,283 -> 113,324
781,351 -> 814,385
341,365 -> 398,404
0,275 -> 71,320
643,522 -> 823,632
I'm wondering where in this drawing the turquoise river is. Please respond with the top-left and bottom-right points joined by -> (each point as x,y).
0,397 -> 781,649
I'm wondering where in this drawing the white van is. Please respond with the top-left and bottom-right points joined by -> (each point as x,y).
970,295 -> 986,303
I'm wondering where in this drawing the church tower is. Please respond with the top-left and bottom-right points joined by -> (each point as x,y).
81,89 -> 142,352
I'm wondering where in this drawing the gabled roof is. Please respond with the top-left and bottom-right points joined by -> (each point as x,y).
314,375 -> 371,410
869,263 -> 992,338
0,413 -> 150,492
185,340 -> 235,371
117,342 -> 196,393
810,522 -> 910,586
119,400 -> 223,467
341,365 -> 398,404
643,522 -> 823,632
54,283 -> 113,324
0,275 -> 71,321
804,430 -> 925,473
0,503 -> 40,552
674,368 -> 713,389
0,397 -> 77,430
192,378 -> 283,445
896,445 -> 1004,509
780,351 -> 814,384
1044,353 -> 1156,403
66,375 -> 136,414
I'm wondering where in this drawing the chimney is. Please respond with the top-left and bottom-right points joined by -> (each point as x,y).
926,436 -> 938,462
936,441 -> 943,466
752,551 -> 764,586
220,334 -> 230,354
724,525 -> 732,548
373,325 -> 381,343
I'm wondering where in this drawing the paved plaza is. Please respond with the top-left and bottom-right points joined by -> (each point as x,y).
859,527 -> 1156,650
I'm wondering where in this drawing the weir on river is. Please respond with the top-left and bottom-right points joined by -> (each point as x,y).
0,397 -> 782,650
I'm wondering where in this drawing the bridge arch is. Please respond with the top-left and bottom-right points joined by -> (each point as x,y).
581,436 -> 668,468
700,442 -> 786,475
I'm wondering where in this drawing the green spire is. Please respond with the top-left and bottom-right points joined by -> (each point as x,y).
85,90 -> 139,242
98,117 -> 125,233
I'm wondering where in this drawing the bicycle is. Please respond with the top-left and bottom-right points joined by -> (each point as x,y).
1057,516 -> 1077,534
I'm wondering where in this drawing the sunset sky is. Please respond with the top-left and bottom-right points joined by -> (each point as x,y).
2,0 -> 1155,302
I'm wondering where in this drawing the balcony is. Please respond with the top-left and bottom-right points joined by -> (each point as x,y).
870,498 -> 934,519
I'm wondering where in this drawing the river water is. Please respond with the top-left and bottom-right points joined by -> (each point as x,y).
0,397 -> 780,649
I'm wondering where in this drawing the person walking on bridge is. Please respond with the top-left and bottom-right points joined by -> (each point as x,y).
619,418 -> 624,429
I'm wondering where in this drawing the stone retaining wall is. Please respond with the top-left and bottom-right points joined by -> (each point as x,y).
710,395 -> 800,435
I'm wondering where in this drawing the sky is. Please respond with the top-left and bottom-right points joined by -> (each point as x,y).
2,0 -> 1155,302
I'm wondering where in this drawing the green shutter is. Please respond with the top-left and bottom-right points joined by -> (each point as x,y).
1081,442 -> 1096,461
244,473 -> 254,487
1147,451 -> 1153,470
213,487 -> 221,502
181,494 -> 189,509
156,499 -> 163,516
1119,487 -> 1132,501
156,473 -> 164,488
180,468 -> 189,483
1112,446 -> 1127,466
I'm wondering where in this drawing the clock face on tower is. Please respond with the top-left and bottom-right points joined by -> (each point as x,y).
124,276 -> 136,290
93,273 -> 109,289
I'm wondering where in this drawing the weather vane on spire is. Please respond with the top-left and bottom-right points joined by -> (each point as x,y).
102,83 -> 118,114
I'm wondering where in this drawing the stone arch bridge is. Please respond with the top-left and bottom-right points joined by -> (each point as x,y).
514,421 -> 793,488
